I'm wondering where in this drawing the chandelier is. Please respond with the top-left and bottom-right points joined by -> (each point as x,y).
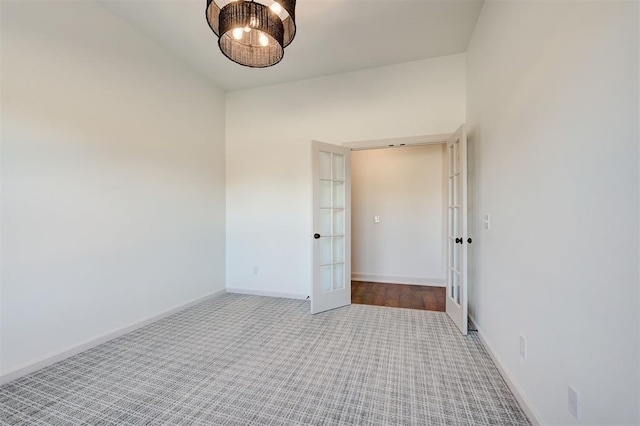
206,0 -> 297,68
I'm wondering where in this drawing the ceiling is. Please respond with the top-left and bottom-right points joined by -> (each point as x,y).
101,0 -> 484,92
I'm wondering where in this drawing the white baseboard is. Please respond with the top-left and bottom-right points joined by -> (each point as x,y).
351,273 -> 446,287
469,316 -> 544,426
0,288 -> 226,385
226,287 -> 309,300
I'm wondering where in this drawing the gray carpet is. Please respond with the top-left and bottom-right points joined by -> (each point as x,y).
0,294 -> 529,425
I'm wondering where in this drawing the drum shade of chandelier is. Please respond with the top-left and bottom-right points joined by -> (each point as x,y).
206,0 -> 296,68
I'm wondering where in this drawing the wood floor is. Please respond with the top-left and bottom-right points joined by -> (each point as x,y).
351,281 -> 446,312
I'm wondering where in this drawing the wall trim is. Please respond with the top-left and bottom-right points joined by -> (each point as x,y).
0,288 -> 226,385
469,316 -> 544,426
226,287 -> 309,300
352,273 -> 446,287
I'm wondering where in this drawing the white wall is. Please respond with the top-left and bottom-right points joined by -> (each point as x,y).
466,1 -> 639,424
1,1 -> 226,375
226,54 -> 465,298
351,145 -> 446,286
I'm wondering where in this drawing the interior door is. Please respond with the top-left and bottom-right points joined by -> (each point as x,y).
311,141 -> 351,314
446,125 -> 469,335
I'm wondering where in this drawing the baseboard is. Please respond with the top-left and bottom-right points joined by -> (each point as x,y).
351,273 -> 446,287
0,288 -> 226,385
469,316 -> 544,426
226,287 -> 308,300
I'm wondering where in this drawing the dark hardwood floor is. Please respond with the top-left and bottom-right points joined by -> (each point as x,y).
351,281 -> 446,312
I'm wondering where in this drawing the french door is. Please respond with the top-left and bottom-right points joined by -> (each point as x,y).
446,125 -> 469,335
310,141 -> 351,314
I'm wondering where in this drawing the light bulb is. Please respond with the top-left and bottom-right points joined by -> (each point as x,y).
232,28 -> 243,40
243,26 -> 251,32
258,32 -> 269,47
269,2 -> 282,14
249,16 -> 259,28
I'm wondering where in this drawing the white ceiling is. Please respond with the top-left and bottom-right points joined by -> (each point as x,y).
101,0 -> 483,92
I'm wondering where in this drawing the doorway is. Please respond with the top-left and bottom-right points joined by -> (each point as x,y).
350,143 -> 447,312
311,127 -> 469,334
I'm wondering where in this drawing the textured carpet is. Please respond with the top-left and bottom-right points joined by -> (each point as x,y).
0,294 -> 529,425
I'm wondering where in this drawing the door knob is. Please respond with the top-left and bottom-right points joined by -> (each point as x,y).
314,233 -> 321,239
467,238 -> 473,244
455,237 -> 462,244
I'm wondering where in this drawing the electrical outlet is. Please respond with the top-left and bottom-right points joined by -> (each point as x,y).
484,214 -> 491,229
568,386 -> 580,419
253,266 -> 259,276
519,335 -> 527,360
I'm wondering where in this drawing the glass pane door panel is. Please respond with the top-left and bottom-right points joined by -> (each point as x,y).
320,237 -> 332,264
333,210 -> 344,235
449,242 -> 455,271
453,272 -> 460,304
320,181 -> 332,208
448,208 -> 454,235
448,177 -> 454,205
449,270 -> 454,298
320,209 -> 332,235
448,146 -> 454,176
453,175 -> 459,205
453,208 -> 459,235
319,152 -> 332,180
333,236 -> 344,263
333,263 -> 344,290
333,182 -> 345,208
453,142 -> 459,174
332,154 -> 344,180
320,265 -> 332,293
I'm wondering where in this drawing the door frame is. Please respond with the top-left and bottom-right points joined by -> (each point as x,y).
342,132 -> 454,290
310,132 -> 459,310
341,133 -> 452,151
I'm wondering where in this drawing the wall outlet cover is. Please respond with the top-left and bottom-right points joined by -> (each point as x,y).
568,386 -> 580,419
519,335 -> 527,360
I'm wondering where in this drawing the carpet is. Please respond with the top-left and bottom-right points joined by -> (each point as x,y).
0,294 -> 529,425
